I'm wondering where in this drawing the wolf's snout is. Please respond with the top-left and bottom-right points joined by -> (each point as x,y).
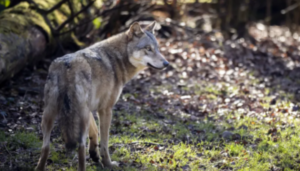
163,61 -> 169,67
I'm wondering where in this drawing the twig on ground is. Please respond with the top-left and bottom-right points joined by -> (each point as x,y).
113,141 -> 164,147
3,143 -> 12,157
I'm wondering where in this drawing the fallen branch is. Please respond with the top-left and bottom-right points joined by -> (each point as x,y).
281,2 -> 300,14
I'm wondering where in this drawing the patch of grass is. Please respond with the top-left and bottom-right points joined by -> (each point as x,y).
11,132 -> 41,149
50,151 -> 60,163
0,130 -> 42,170
226,143 -> 245,157
0,131 -> 42,150
63,165 -> 99,171
108,98 -> 300,170
111,146 -> 131,161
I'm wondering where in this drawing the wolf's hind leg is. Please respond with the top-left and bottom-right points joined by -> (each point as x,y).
35,108 -> 57,171
77,108 -> 90,171
89,112 -> 100,162
78,138 -> 87,171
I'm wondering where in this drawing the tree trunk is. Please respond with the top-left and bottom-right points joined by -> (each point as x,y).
0,0 -> 97,83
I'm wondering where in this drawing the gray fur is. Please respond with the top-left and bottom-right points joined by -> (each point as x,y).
136,31 -> 158,50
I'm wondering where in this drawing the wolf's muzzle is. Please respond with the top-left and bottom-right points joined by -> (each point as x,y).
163,61 -> 169,67
147,62 -> 168,70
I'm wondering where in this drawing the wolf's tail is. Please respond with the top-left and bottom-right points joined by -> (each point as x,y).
57,91 -> 82,151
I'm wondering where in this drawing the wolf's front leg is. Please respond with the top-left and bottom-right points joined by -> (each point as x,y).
99,108 -> 118,168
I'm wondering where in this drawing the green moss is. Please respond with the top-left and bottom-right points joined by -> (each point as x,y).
0,0 -> 100,47
0,2 -> 52,43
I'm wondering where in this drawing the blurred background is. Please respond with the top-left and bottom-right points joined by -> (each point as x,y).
1,0 -> 300,83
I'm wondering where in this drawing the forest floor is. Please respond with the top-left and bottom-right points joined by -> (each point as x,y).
1,23 -> 300,171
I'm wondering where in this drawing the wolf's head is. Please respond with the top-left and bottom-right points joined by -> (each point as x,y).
126,22 -> 169,71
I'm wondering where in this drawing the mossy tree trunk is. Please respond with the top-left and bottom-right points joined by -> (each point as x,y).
0,0 -> 98,83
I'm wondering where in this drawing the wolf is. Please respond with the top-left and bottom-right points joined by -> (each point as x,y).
35,21 -> 169,171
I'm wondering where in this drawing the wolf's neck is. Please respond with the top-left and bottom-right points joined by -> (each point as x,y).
100,33 -> 141,84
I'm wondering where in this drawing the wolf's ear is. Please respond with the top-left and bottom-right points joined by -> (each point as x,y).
127,22 -> 144,39
145,21 -> 156,33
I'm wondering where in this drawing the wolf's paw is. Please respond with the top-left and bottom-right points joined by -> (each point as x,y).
89,150 -> 100,163
110,161 -> 119,167
102,159 -> 119,168
34,166 -> 44,171
107,161 -> 119,170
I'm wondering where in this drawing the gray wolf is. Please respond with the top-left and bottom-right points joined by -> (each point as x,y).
35,21 -> 169,171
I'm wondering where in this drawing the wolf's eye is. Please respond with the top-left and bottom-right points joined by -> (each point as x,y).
145,46 -> 152,52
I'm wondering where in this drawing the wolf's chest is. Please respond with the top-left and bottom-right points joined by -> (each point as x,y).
89,84 -> 123,110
